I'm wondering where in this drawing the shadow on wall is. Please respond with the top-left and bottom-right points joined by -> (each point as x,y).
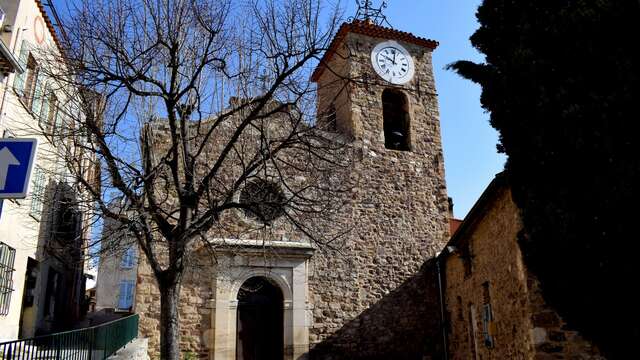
31,181 -> 86,335
310,259 -> 445,360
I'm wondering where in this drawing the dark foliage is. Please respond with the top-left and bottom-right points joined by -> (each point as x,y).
449,1 -> 640,358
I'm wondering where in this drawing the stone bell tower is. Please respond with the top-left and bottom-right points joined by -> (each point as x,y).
308,15 -> 451,359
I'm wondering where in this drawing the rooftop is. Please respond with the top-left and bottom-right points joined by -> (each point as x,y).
311,20 -> 439,82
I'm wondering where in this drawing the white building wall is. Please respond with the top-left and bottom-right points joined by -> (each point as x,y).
0,0 -> 78,341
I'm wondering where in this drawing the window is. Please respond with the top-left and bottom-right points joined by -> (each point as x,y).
461,243 -> 473,278
456,296 -> 464,321
121,247 -> 136,269
0,242 -> 16,316
118,280 -> 135,310
382,89 -> 411,151
44,268 -> 59,318
39,91 -> 59,135
22,258 -> 38,308
13,41 -> 46,116
30,167 -> 46,219
323,103 -> 337,132
239,179 -> 286,224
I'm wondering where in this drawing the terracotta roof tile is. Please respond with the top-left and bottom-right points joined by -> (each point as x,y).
450,218 -> 463,235
311,20 -> 439,82
35,0 -> 64,51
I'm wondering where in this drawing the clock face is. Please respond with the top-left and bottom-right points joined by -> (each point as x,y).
371,41 -> 415,84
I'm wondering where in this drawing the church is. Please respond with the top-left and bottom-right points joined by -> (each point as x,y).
123,5 -> 609,360
134,11 -> 451,360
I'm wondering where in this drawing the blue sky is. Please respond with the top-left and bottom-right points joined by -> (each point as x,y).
349,0 -> 506,218
51,0 -> 505,219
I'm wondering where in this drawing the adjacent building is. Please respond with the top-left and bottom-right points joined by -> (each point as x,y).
441,173 -> 604,359
0,0 -> 96,341
95,213 -> 138,313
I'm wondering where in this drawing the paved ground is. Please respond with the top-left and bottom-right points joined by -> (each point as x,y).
107,338 -> 149,360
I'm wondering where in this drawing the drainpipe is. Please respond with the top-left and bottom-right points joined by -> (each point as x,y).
436,256 -> 449,360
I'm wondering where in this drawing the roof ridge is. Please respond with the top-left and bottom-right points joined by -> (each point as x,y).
311,21 -> 439,82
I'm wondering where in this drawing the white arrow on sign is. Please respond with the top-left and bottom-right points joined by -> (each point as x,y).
0,147 -> 21,191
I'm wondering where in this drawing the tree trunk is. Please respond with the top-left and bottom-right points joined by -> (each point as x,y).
159,278 -> 181,360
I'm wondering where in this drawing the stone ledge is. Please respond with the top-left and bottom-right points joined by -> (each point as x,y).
206,238 -> 316,258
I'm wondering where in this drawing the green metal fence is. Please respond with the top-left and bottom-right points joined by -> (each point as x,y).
0,314 -> 139,360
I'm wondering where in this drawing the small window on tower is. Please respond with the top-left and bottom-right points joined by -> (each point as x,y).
324,103 -> 337,132
382,89 -> 410,151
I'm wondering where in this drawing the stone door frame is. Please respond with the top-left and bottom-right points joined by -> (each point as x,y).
208,240 -> 314,360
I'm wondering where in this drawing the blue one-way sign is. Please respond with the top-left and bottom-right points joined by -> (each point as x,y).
0,138 -> 38,199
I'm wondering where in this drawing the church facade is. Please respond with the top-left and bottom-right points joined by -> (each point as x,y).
134,20 -> 450,360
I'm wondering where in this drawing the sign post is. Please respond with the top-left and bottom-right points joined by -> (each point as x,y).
0,138 -> 38,199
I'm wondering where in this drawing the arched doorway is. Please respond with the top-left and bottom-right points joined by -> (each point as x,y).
236,277 -> 284,360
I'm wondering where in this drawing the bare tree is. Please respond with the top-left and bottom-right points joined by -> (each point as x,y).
29,0 -> 350,358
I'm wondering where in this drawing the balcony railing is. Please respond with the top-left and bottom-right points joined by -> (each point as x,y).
0,314 -> 139,359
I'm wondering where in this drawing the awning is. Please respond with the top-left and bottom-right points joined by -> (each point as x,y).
0,39 -> 24,75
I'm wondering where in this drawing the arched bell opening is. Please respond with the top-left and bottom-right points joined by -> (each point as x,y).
236,276 -> 284,360
382,89 -> 411,151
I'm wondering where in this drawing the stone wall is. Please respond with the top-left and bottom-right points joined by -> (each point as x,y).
135,253 -> 214,359
443,179 -> 604,360
527,274 -> 604,360
444,185 -> 533,360
310,260 -> 444,360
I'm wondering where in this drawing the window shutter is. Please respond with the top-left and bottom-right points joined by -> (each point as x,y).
126,281 -> 134,308
130,248 -> 137,267
13,40 -> 30,95
121,251 -> 128,268
121,248 -> 130,268
31,76 -> 45,116
482,304 -> 494,347
53,109 -> 64,138
118,281 -> 128,309
121,247 -> 137,269
29,167 -> 46,218
34,85 -> 53,130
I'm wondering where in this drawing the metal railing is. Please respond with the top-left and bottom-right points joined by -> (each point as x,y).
0,314 -> 139,360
